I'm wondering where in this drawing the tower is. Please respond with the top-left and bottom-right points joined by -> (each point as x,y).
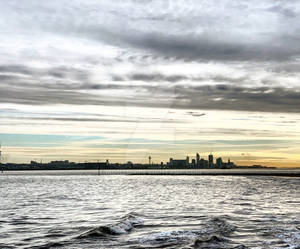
148,156 -> 151,165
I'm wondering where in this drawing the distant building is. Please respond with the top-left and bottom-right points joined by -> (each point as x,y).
186,156 -> 189,164
199,158 -> 207,168
170,158 -> 188,168
196,153 -> 200,165
192,159 -> 196,165
50,160 -> 69,165
208,154 -> 214,167
216,157 -> 223,168
226,158 -> 235,168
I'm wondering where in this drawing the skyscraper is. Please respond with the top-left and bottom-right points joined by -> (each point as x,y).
209,154 -> 213,168
196,153 -> 200,165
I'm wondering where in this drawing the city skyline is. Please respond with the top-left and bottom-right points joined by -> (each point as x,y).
0,1 -> 300,167
0,142 -> 291,168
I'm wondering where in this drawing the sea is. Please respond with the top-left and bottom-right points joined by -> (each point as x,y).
0,170 -> 299,249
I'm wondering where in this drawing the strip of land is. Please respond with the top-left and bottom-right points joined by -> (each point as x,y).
1,169 -> 299,177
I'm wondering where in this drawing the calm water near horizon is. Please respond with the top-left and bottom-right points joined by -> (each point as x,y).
0,172 -> 299,248
2,168 -> 300,176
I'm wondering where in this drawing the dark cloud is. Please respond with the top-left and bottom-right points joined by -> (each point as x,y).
2,1 -> 300,64
0,64 -> 90,82
0,74 -> 22,81
113,73 -> 249,84
0,1 -> 300,114
47,66 -> 90,82
1,63 -> 300,113
175,85 -> 300,113
186,112 -> 206,117
194,128 -> 300,137
0,116 -> 182,123
85,26 -> 300,62
1,78 -> 300,113
269,62 -> 300,73
0,85 -> 123,106
266,5 -> 297,18
128,73 -> 188,82
0,65 -> 33,75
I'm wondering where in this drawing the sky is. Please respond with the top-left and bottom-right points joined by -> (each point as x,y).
0,0 -> 300,167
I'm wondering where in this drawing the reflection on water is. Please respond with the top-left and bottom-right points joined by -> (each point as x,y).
0,173 -> 299,248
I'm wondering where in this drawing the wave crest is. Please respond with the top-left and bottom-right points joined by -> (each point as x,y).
78,213 -> 143,238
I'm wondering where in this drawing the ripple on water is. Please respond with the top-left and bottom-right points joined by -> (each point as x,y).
0,174 -> 299,249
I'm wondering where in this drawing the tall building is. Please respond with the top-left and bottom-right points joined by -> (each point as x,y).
196,153 -> 200,165
216,157 -> 223,168
186,156 -> 189,164
208,154 -> 214,167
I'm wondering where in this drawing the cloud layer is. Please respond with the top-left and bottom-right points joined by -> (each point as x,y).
1,0 -> 300,165
1,0 -> 300,112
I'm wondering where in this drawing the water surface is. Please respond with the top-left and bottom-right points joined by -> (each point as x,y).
0,172 -> 299,248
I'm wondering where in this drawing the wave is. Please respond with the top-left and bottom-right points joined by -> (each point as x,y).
208,217 -> 236,235
133,229 -> 201,244
30,241 -> 65,249
132,231 -> 247,249
30,213 -> 144,248
77,213 -> 143,238
194,235 -> 249,249
130,216 -> 244,248
27,214 -> 248,249
194,235 -> 228,248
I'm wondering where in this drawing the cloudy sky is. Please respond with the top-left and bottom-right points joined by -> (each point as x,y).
0,0 -> 300,167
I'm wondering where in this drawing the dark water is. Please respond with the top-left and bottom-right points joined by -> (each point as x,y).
0,173 -> 299,249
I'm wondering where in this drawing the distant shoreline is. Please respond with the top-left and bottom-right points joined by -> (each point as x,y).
1,169 -> 300,177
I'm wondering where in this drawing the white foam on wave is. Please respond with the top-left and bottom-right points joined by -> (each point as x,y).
107,215 -> 144,234
131,229 -> 201,245
106,222 -> 132,234
130,216 -> 236,246
78,213 -> 144,238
